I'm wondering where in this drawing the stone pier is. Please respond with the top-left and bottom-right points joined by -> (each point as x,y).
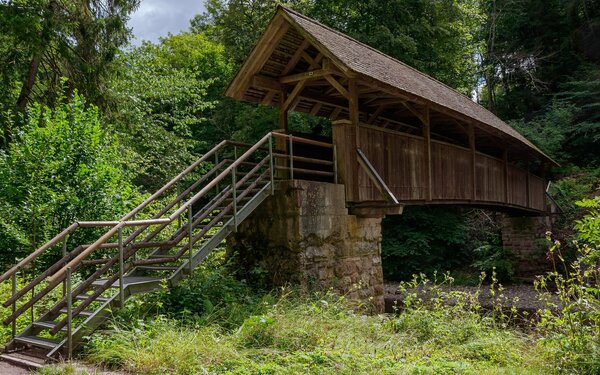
228,180 -> 385,312
501,215 -> 552,280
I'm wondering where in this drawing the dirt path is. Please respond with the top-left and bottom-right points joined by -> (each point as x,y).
0,361 -> 30,375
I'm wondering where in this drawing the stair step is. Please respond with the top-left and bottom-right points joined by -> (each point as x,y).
0,352 -> 46,370
76,294 -> 110,302
14,336 -> 61,350
59,308 -> 96,317
32,320 -> 67,331
136,265 -> 180,271
91,276 -> 163,287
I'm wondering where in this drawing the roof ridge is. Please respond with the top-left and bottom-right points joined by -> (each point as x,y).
278,5 -> 477,105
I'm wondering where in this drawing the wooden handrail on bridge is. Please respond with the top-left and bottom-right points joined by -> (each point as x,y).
356,148 -> 399,205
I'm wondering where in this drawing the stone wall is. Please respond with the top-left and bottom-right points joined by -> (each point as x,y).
228,180 -> 385,312
501,215 -> 552,280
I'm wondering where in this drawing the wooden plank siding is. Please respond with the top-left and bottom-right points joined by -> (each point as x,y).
347,125 -> 546,212
356,125 -> 426,201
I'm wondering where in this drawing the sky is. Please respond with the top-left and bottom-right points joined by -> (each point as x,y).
128,0 -> 206,45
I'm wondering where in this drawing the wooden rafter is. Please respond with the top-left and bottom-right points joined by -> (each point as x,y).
282,79 -> 307,112
324,75 -> 349,99
280,68 -> 330,84
281,39 -> 310,75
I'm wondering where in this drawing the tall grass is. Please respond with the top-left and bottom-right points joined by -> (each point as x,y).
84,282 -> 544,375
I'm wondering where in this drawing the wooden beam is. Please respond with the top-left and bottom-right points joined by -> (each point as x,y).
310,102 -> 322,116
226,16 -> 289,98
261,90 -> 275,106
330,107 -> 342,120
282,79 -> 307,112
281,39 -> 310,75
280,68 -> 330,84
367,105 -> 386,125
423,108 -> 432,201
503,149 -> 509,204
279,92 -> 288,131
325,74 -> 350,99
349,77 -> 359,142
301,51 -> 323,70
402,101 -> 428,125
469,123 -> 476,201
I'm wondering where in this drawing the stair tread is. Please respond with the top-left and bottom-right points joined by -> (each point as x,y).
14,336 -> 61,349
59,308 -> 96,317
32,320 -> 67,331
0,352 -> 46,369
136,265 -> 180,271
91,276 -> 164,287
76,294 -> 110,302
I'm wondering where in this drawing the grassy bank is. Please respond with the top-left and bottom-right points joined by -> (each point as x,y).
81,289 -> 544,374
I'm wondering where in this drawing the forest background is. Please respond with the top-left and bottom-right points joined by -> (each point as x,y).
0,0 -> 599,281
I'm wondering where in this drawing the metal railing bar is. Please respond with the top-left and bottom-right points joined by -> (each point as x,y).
271,132 -> 334,148
274,166 -> 335,177
356,148 -> 399,205
272,153 -> 334,166
0,142 -> 232,284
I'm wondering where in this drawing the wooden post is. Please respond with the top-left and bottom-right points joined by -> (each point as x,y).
423,109 -> 432,201
348,78 -> 360,146
469,124 -> 476,201
332,119 -> 357,201
503,150 -> 509,204
279,92 -> 288,131
526,163 -> 531,208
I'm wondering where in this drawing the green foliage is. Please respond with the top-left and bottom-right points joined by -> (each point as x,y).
382,207 -> 470,280
472,245 -> 514,283
85,286 -> 543,374
510,101 -> 575,163
0,0 -> 139,114
107,32 -> 233,190
535,197 -> 600,373
0,92 -> 136,269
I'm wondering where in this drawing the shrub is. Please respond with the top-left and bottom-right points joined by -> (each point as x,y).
0,92 -> 137,270
535,197 -> 600,373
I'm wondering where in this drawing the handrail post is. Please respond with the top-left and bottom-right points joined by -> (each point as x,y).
269,135 -> 275,194
118,227 -> 124,307
288,135 -> 294,180
215,151 -> 220,194
188,206 -> 193,276
333,144 -> 338,184
62,235 -> 68,296
232,167 -> 238,231
66,266 -> 73,359
131,214 -> 136,263
11,271 -> 17,339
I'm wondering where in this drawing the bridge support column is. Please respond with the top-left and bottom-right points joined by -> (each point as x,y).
501,215 -> 552,280
228,180 -> 385,313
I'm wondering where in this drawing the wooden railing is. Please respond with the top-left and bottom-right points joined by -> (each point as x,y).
352,124 -> 547,212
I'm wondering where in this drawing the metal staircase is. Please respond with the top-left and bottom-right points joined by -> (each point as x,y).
0,132 -> 335,365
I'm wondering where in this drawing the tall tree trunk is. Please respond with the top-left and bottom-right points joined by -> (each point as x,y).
16,55 -> 41,109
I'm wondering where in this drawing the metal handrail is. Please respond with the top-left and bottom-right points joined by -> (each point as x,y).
48,133 -> 274,284
356,148 -> 399,205
0,140 -> 236,283
3,131 -> 336,350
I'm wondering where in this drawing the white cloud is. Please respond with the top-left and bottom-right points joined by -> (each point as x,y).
128,0 -> 206,45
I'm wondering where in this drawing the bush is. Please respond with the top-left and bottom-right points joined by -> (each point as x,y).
535,197 -> 600,373
382,206 -> 469,280
0,92 -> 137,271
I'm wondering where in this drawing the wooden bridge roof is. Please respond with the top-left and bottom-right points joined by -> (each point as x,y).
226,6 -> 557,166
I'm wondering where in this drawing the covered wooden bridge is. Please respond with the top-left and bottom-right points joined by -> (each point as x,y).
226,6 -> 557,215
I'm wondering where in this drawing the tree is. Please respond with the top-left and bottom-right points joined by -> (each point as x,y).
0,0 -> 139,117
107,32 -> 234,190
0,92 -> 137,269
